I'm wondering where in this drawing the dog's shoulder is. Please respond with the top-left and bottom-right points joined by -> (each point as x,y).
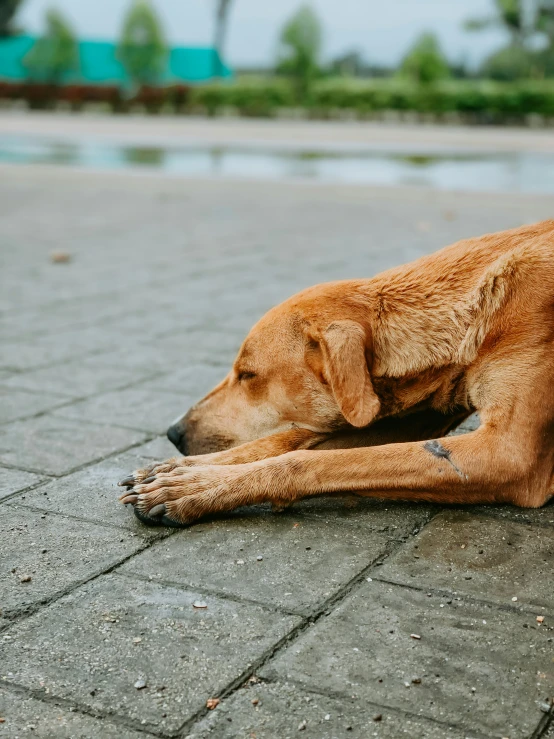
371,220 -> 554,377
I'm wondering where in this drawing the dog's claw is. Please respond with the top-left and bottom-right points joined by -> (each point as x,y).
149,504 -> 166,518
120,494 -> 139,505
133,506 -> 187,528
118,475 -> 135,487
143,476 -> 156,485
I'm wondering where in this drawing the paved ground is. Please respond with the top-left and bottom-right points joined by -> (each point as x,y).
2,111 -> 554,154
0,161 -> 553,739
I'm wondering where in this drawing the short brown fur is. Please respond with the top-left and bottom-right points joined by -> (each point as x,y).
120,221 -> 554,526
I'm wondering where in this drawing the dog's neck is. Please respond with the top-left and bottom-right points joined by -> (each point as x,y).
365,245 -> 519,381
371,364 -> 470,419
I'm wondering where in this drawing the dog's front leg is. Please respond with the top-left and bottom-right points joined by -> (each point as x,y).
119,409 -> 465,490
118,427 -> 327,490
121,419 -> 549,527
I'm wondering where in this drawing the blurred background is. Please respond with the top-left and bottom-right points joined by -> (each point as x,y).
0,0 -> 553,191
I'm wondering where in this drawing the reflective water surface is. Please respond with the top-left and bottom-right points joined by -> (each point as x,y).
1,135 -> 554,194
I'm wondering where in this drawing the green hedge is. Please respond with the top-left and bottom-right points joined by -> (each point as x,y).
1,78 -> 553,121
190,80 -> 295,117
190,79 -> 554,120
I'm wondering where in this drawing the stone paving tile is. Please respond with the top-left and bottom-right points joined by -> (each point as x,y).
468,501 -> 554,529
53,387 -> 186,434
0,574 -> 300,735
95,330 -> 238,378
131,434 -> 179,459
120,513 -> 392,615
14,449 -> 168,536
261,580 -> 554,738
0,467 -> 45,502
0,686 -> 151,738
151,329 -> 242,369
0,386 -> 68,424
377,511 -> 554,614
137,363 -> 228,398
2,356 -> 157,399
447,412 -> 480,436
0,294 -> 150,342
98,303 -> 202,341
87,348 -> 174,377
0,506 -> 146,619
189,681 -> 473,739
294,496 -> 435,536
0,326 -> 119,372
0,415 -> 149,476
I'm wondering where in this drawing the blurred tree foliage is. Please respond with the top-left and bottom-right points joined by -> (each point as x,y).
330,50 -> 366,78
466,0 -> 528,46
468,0 -> 554,79
482,43 -> 538,79
0,0 -> 22,37
276,4 -> 322,101
117,0 -> 167,88
23,8 -> 79,83
537,0 -> 554,40
399,32 -> 450,84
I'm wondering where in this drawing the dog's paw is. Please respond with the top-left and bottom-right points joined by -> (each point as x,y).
119,464 -> 248,527
117,456 -> 193,490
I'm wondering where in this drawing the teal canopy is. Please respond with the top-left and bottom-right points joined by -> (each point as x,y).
0,35 -> 232,84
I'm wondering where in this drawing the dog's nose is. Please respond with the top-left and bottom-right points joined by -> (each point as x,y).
167,424 -> 183,450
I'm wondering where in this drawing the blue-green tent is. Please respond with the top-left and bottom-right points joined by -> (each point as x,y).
0,35 -> 232,84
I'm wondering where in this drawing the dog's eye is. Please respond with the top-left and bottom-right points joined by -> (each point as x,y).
238,371 -> 256,382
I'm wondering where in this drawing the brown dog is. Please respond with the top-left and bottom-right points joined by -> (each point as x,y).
120,221 -> 554,527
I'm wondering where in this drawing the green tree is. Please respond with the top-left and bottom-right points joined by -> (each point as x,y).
276,4 -> 322,100
212,0 -> 232,78
537,0 -> 554,44
464,0 -> 554,46
481,43 -> 537,79
0,0 -> 23,37
23,8 -> 79,83
330,49 -> 366,78
466,0 -> 527,44
399,32 -> 450,84
117,0 -> 167,88
469,1 -> 554,79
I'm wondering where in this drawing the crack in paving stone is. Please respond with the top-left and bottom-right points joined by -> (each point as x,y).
241,675 -> 492,739
0,680 -> 168,738
530,704 -> 554,739
372,576 -> 553,618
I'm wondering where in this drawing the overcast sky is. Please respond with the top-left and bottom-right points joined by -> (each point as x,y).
17,0 -> 508,69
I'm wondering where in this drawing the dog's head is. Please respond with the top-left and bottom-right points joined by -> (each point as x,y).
167,283 -> 381,455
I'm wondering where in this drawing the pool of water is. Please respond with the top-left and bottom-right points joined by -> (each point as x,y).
2,135 -> 554,194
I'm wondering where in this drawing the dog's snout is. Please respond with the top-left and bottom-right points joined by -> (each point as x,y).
167,424 -> 183,450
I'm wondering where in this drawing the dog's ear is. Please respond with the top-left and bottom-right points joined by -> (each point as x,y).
319,320 -> 380,428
